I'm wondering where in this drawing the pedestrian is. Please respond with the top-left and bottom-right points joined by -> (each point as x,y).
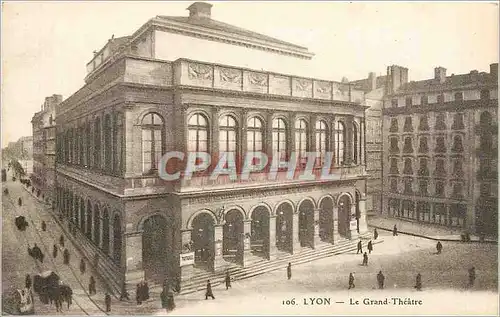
367,240 -> 373,254
468,267 -> 476,288
52,244 -> 58,258
18,197 -> 22,206
174,277 -> 181,293
393,224 -> 398,236
59,235 -> 65,247
144,281 -> 150,300
25,274 -> 32,289
362,252 -> 369,266
205,280 -> 215,300
225,271 -> 232,290
415,273 -> 422,291
80,258 -> 86,274
136,282 -> 142,305
120,283 -> 130,301
160,285 -> 168,310
377,271 -> 385,289
167,290 -> 175,312
356,240 -> 363,254
374,228 -> 379,240
41,221 -> 47,232
63,249 -> 70,265
348,273 -> 355,289
287,262 -> 292,280
436,241 -> 443,254
105,293 -> 111,312
89,276 -> 96,295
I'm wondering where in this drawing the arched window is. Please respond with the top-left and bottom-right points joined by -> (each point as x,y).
389,158 -> 399,174
435,136 -> 446,153
188,113 -> 209,152
102,208 -> 110,254
419,115 -> 429,131
419,136 -> 428,153
451,135 -> 464,152
435,159 -> 446,177
418,158 -> 429,176
403,117 -> 413,132
390,178 -> 398,192
115,113 -> 124,174
403,137 -> 413,153
452,113 -> 465,130
419,179 -> 428,195
452,183 -> 464,199
453,159 -> 464,177
93,205 -> 101,246
353,123 -> 359,164
390,137 -> 399,153
435,113 -> 446,130
113,214 -> 122,264
272,118 -> 288,161
403,158 -> 413,175
315,120 -> 327,164
94,118 -> 101,168
389,118 -> 398,132
295,119 -> 308,162
104,114 -> 112,171
404,178 -> 413,194
435,181 -> 445,197
219,115 -> 238,154
335,121 -> 345,165
247,117 -> 263,152
142,113 -> 164,174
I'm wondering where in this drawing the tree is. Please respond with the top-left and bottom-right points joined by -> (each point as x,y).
10,160 -> 26,179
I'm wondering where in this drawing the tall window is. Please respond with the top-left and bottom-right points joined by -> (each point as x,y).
435,181 -> 445,197
435,159 -> 446,176
389,158 -> 399,174
188,113 -> 209,152
272,118 -> 288,161
403,137 -> 413,153
452,113 -> 465,130
403,117 -> 413,132
115,113 -> 124,174
451,135 -> 464,152
390,178 -> 398,192
315,120 -> 327,164
418,136 -> 428,153
85,123 -> 91,167
219,115 -> 238,154
389,118 -> 398,132
247,117 -> 263,152
405,97 -> 413,107
295,119 -> 308,162
418,158 -> 429,176
353,123 -> 359,164
104,114 -> 112,171
435,136 -> 446,153
390,137 -> 399,153
335,121 -> 346,165
419,115 -> 429,131
453,159 -> 464,177
141,113 -> 164,174
435,113 -> 446,130
403,158 -> 413,175
94,118 -> 101,168
419,180 -> 428,196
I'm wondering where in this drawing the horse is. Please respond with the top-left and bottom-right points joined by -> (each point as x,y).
15,216 -> 29,231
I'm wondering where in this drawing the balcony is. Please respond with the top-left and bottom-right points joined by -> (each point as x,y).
175,165 -> 367,192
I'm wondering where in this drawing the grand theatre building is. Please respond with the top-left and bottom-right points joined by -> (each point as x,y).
55,2 -> 369,291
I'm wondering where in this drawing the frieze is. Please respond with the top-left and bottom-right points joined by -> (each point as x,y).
248,72 -> 267,87
188,63 -> 213,80
294,78 -> 312,92
220,67 -> 242,84
315,81 -> 332,94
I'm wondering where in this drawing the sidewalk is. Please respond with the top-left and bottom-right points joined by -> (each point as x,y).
367,215 -> 497,243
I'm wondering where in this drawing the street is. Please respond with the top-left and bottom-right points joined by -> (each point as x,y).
2,174 -> 498,315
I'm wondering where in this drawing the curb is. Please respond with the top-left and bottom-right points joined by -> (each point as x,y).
371,225 -> 498,244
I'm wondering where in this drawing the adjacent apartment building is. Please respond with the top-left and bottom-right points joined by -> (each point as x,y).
32,94 -> 63,203
54,2 -> 370,291
382,64 -> 498,237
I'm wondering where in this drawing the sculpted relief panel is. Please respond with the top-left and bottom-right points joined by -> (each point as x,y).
244,71 -> 268,94
269,74 -> 291,96
292,78 -> 313,98
215,66 -> 243,91
187,62 -> 213,87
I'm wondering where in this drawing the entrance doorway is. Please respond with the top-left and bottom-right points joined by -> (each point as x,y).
319,197 -> 334,243
251,206 -> 270,258
298,200 -> 314,248
142,215 -> 169,283
223,209 -> 244,264
338,195 -> 351,238
191,213 -> 215,271
276,202 -> 294,253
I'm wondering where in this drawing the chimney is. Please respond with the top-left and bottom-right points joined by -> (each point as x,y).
187,2 -> 212,19
368,72 -> 377,91
490,63 -> 498,78
434,66 -> 447,83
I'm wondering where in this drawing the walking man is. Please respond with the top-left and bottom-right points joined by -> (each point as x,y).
393,225 -> 398,236
357,240 -> 363,254
362,252 -> 369,266
348,273 -> 355,290
415,273 -> 422,291
105,293 -> 111,312
287,262 -> 292,280
88,276 -> 96,295
436,241 -> 443,254
41,221 -> 47,232
52,244 -> 58,258
374,228 -> 379,240
205,280 -> 215,300
59,235 -> 65,247
468,267 -> 476,288
377,271 -> 385,289
225,271 -> 232,290
63,249 -> 70,265
367,240 -> 373,254
79,258 -> 86,274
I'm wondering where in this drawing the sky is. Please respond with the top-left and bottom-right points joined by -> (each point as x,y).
1,1 -> 498,147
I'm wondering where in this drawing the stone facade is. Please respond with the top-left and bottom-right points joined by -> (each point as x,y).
382,64 -> 498,237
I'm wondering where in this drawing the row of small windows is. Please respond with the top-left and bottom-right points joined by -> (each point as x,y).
389,113 -> 464,133
389,177 -> 465,199
389,135 -> 464,153
56,113 -> 124,176
143,112 -> 363,174
391,90 -> 491,108
389,157 -> 464,177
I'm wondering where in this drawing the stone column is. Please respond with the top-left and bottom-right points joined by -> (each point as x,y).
242,220 -> 252,267
213,225 -> 226,271
312,209 -> 321,249
358,197 -> 368,234
124,233 -> 144,286
268,216 -> 277,260
350,205 -> 359,240
292,213 -> 301,254
180,229 -> 194,282
332,206 -> 340,244
211,107 -> 220,172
